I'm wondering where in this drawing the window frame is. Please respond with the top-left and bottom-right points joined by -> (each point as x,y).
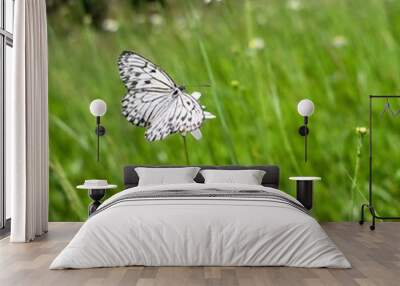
0,0 -> 13,233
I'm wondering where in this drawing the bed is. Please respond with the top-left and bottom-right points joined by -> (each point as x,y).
50,165 -> 350,269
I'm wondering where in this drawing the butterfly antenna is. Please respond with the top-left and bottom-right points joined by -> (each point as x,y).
184,84 -> 211,88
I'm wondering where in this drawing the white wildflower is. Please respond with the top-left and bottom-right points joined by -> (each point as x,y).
149,14 -> 164,26
287,0 -> 302,11
184,92 -> 216,141
332,35 -> 348,48
356,127 -> 368,136
191,129 -> 203,140
101,19 -> 119,33
157,151 -> 168,162
248,37 -> 265,50
191,91 -> 202,100
204,0 -> 222,4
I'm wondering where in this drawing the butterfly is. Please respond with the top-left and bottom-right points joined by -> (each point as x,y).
117,51 -> 215,141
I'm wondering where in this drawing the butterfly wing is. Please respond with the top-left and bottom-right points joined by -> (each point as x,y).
145,90 -> 205,141
118,51 -> 176,90
118,51 -> 176,127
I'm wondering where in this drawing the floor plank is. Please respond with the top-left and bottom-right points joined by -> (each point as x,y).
0,222 -> 398,286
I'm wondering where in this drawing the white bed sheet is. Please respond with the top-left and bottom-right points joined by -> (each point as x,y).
50,183 -> 350,269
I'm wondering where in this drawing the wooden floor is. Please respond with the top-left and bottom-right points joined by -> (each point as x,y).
0,222 -> 399,286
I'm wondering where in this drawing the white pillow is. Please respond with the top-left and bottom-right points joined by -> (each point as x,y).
135,167 -> 200,186
200,169 -> 266,185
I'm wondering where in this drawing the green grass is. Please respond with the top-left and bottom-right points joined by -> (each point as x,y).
48,0 -> 400,221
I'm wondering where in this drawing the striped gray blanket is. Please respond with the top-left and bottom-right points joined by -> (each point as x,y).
92,189 -> 309,217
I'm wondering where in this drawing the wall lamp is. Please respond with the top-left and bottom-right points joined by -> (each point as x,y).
89,99 -> 107,162
297,99 -> 315,162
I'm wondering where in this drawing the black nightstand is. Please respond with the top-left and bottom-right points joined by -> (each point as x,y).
289,177 -> 321,210
77,180 -> 117,216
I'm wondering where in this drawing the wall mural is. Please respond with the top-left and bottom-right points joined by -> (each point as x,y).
47,0 -> 400,222
118,51 -> 215,163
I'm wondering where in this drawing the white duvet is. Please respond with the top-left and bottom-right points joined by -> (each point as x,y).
50,183 -> 350,269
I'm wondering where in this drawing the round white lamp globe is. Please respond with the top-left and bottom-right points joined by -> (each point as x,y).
90,99 -> 107,117
297,99 -> 315,117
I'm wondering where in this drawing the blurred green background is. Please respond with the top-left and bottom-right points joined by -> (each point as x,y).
47,0 -> 400,222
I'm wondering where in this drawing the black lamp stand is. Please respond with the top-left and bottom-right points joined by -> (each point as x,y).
359,95 -> 400,230
298,116 -> 309,162
88,189 -> 106,215
95,116 -> 106,162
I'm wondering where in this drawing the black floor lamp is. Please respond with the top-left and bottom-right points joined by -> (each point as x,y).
359,95 -> 400,230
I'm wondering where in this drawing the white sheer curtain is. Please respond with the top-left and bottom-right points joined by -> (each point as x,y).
8,0 -> 49,242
